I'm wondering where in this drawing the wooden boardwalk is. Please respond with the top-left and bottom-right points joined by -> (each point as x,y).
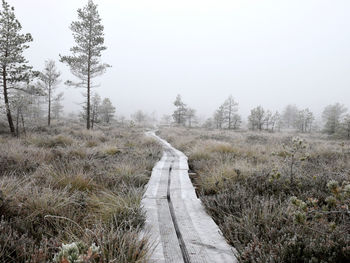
142,132 -> 237,263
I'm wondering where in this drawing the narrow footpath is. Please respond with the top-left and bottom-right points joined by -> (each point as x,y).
142,132 -> 237,263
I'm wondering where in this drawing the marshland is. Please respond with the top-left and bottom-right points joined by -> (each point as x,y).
1,0 -> 350,262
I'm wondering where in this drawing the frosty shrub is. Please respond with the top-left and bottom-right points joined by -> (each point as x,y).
160,127 -> 350,262
53,242 -> 100,263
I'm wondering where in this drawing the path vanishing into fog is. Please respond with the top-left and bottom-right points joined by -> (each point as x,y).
142,132 -> 237,263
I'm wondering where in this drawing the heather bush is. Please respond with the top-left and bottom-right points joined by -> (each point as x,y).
160,127 -> 350,262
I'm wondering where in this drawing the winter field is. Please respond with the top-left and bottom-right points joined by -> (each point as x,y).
159,127 -> 350,262
1,0 -> 350,262
0,123 -> 161,262
1,123 -> 350,262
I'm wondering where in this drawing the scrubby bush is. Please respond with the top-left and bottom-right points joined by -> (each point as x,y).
53,242 -> 100,263
160,127 -> 350,262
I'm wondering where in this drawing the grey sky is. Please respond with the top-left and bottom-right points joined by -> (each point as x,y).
10,0 -> 350,119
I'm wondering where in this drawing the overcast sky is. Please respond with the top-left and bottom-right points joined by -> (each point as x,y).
9,0 -> 350,120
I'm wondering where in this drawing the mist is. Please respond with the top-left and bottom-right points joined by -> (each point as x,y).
8,0 -> 350,119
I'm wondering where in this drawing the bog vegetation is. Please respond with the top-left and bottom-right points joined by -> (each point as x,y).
0,124 -> 161,262
159,127 -> 350,263
1,0 -> 350,262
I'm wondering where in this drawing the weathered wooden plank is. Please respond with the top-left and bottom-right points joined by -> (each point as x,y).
142,131 -> 237,263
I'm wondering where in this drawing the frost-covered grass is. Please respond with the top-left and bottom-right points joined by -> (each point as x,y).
159,127 -> 350,263
0,125 -> 161,263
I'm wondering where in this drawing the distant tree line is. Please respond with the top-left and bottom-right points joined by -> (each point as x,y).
171,94 -> 349,139
1,0 -> 349,139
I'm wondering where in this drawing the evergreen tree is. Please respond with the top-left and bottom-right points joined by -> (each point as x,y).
132,110 -> 147,125
172,94 -> 187,125
213,105 -> 225,129
11,88 -> 28,136
52,92 -> 64,121
38,60 -> 61,126
264,110 -> 272,130
338,114 -> 350,139
222,95 -> 239,129
0,0 -> 33,135
295,108 -> 314,133
100,98 -> 115,123
186,108 -> 196,128
60,0 -> 110,129
248,106 -> 265,131
90,92 -> 101,128
322,103 -> 347,134
282,104 -> 299,129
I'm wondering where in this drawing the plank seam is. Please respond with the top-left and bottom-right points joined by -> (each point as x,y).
167,164 -> 191,263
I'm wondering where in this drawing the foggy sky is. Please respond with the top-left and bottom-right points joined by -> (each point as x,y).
9,0 -> 350,120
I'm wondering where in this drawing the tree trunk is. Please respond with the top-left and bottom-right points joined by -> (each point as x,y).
91,111 -> 94,129
2,66 -> 16,136
86,20 -> 93,130
228,103 -> 232,129
87,72 -> 91,129
21,110 -> 26,135
48,87 -> 51,126
16,106 -> 20,137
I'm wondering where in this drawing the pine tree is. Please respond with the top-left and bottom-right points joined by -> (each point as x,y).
12,88 -> 28,136
60,0 -> 110,129
322,103 -> 347,134
248,106 -> 265,131
52,92 -> 64,121
38,60 -> 61,126
91,92 -> 101,128
172,94 -> 187,126
0,0 -> 33,135
132,110 -> 147,125
338,114 -> 350,139
282,104 -> 299,129
213,105 -> 225,129
100,98 -> 115,124
295,108 -> 314,133
186,108 -> 196,128
222,95 -> 239,129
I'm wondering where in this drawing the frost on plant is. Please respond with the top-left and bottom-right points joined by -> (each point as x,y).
274,136 -> 309,184
53,242 -> 100,263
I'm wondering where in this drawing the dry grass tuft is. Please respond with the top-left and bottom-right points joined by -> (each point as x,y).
31,135 -> 74,148
103,146 -> 121,156
0,125 -> 162,262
